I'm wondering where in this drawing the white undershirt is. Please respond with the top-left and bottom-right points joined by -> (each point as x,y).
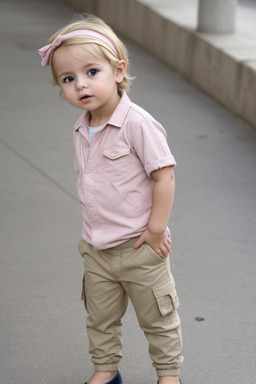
88,124 -> 105,145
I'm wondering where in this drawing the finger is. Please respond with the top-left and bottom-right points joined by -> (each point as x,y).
164,241 -> 171,254
166,238 -> 172,253
157,250 -> 166,259
165,240 -> 172,253
133,235 -> 144,249
160,246 -> 169,258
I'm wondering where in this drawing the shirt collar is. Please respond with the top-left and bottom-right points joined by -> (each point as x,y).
107,92 -> 131,128
74,92 -> 131,132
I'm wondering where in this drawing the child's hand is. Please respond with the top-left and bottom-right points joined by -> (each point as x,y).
133,229 -> 171,259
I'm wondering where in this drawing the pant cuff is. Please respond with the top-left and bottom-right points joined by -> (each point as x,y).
157,369 -> 180,377
94,364 -> 119,372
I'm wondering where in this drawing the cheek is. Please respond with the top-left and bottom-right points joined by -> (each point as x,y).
59,87 -> 76,105
60,86 -> 72,98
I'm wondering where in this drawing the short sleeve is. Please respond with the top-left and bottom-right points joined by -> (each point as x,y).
132,117 -> 176,177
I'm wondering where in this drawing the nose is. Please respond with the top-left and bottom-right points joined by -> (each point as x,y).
76,76 -> 88,91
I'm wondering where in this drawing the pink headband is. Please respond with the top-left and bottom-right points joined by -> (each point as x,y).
38,29 -> 118,66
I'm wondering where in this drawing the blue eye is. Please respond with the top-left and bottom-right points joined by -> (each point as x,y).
88,69 -> 98,77
63,76 -> 74,83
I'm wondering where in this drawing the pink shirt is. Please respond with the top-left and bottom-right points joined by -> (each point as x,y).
73,92 -> 176,250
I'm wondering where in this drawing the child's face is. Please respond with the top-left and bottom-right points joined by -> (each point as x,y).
52,44 -> 125,119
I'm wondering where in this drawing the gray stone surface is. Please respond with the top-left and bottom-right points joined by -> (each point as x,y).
1,1 -> 256,384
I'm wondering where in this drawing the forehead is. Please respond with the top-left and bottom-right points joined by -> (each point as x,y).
52,43 -> 107,70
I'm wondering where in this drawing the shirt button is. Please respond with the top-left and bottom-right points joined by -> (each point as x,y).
84,142 -> 89,147
84,168 -> 90,174
110,151 -> 116,158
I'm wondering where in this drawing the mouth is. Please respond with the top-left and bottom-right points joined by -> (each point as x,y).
80,94 -> 90,100
80,94 -> 92,104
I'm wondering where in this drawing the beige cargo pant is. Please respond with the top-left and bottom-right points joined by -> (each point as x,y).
79,237 -> 183,377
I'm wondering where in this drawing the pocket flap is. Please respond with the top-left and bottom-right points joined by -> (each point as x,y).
153,279 -> 180,316
103,147 -> 130,160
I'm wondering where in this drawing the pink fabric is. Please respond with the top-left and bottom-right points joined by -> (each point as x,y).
38,29 -> 117,66
73,92 -> 176,250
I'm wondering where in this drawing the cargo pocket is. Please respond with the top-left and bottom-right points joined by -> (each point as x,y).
153,279 -> 180,316
81,274 -> 88,312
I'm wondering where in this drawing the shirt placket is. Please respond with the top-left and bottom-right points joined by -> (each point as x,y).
83,132 -> 103,243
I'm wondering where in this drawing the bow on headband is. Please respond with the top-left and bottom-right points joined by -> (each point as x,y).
38,29 -> 118,66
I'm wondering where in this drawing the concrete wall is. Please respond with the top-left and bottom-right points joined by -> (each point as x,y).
61,0 -> 256,130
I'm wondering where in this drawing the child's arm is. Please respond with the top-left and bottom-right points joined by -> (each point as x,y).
133,166 -> 175,258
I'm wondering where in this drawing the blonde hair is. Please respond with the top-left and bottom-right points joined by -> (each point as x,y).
48,15 -> 133,95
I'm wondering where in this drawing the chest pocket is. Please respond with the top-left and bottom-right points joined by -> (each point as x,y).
102,147 -> 130,182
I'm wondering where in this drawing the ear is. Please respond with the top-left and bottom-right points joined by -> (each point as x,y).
115,60 -> 126,83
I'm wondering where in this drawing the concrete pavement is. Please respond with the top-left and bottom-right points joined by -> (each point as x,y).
1,1 -> 256,383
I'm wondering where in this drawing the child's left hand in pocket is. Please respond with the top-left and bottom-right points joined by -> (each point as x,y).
133,229 -> 171,259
